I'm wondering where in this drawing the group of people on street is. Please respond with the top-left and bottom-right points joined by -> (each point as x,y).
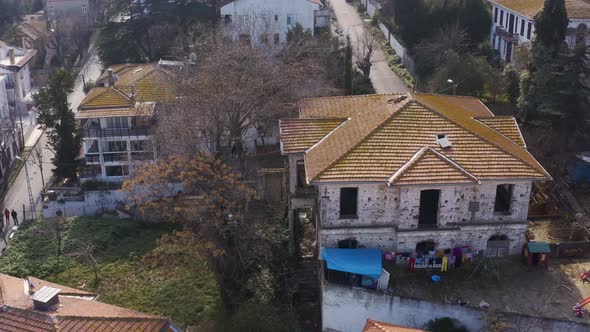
1,208 -> 18,244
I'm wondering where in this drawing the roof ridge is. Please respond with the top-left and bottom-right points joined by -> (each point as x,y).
300,93 -> 404,102
387,147 -> 479,185
307,94 -> 412,182
413,92 -> 480,100
411,98 -> 549,178
473,117 -> 527,148
367,319 -> 389,332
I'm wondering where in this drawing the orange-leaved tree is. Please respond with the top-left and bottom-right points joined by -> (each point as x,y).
123,154 -> 255,309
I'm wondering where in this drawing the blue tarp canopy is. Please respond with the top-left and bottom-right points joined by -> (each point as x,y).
321,248 -> 382,278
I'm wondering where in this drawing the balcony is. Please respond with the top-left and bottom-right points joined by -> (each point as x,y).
495,26 -> 519,43
102,153 -> 128,163
85,154 -> 100,164
83,127 -> 153,138
130,151 -> 154,161
80,165 -> 102,179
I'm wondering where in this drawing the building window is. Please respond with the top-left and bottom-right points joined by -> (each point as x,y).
499,9 -> 504,26
520,19 -> 525,36
82,5 -> 87,14
86,140 -> 99,153
106,117 -> 129,129
287,14 -> 296,26
105,166 -> 128,177
494,7 -> 498,23
103,140 -> 127,153
274,33 -> 280,45
418,189 -> 440,227
494,184 -> 514,214
49,6 -> 55,15
296,160 -> 307,188
339,187 -> 358,218
260,33 -> 269,44
527,22 -> 532,39
130,140 -> 146,151
508,13 -> 515,32
274,14 -> 279,21
416,240 -> 435,255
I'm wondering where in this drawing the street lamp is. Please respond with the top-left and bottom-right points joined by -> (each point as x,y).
15,156 -> 36,220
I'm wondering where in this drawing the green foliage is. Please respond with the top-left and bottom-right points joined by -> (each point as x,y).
352,70 -> 376,95
33,69 -> 81,179
429,54 -> 492,97
287,23 -> 313,43
425,317 -> 469,332
534,0 -> 568,56
381,0 -> 491,48
0,217 -> 215,327
83,79 -> 96,94
345,36 -> 353,95
0,0 -> 42,33
503,66 -> 520,106
221,303 -> 297,332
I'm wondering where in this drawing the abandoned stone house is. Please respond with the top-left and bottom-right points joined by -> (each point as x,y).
280,93 -> 550,256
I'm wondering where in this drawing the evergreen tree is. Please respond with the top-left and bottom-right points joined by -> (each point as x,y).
519,0 -> 569,121
344,36 -> 353,95
33,70 -> 81,179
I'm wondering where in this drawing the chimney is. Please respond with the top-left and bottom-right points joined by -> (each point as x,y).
8,48 -> 15,65
107,68 -> 115,86
31,286 -> 61,311
130,84 -> 136,99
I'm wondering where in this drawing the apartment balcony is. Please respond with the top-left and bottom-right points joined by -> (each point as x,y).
85,154 -> 100,164
495,26 -> 519,44
83,126 -> 154,138
102,153 -> 128,163
130,151 -> 155,161
80,165 -> 102,179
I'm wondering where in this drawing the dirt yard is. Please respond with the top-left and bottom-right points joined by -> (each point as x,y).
529,218 -> 590,243
385,256 -> 590,322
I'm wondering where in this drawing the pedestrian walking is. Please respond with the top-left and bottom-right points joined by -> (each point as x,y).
4,208 -> 9,225
0,216 -> 5,244
11,209 -> 18,226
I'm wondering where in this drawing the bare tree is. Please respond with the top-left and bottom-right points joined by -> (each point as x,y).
29,144 -> 46,189
156,31 -> 333,163
354,29 -> 377,78
66,240 -> 99,286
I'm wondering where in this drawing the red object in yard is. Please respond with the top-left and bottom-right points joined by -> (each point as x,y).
581,271 -> 590,283
408,257 -> 415,272
573,297 -> 590,317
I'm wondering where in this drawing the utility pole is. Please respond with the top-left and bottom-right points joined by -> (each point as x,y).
16,156 -> 36,220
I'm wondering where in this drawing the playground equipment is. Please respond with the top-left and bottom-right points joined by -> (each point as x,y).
573,297 -> 590,318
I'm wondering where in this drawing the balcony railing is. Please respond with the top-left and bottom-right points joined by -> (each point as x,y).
130,151 -> 154,161
83,127 -> 153,138
495,26 -> 519,43
85,154 -> 100,164
103,153 -> 128,163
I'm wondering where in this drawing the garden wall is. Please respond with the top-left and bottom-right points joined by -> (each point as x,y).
377,22 -> 417,77
322,283 -> 590,332
43,190 -> 128,218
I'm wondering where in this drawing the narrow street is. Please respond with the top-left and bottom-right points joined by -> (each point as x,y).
0,42 -> 103,253
330,0 -> 409,94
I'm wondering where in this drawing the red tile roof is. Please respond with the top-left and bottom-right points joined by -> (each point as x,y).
363,319 -> 425,332
0,274 -> 171,332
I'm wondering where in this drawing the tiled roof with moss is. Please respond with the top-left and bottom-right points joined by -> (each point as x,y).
491,0 -> 590,19
281,93 -> 550,185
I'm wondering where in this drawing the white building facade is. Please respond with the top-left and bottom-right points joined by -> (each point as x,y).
0,41 -> 36,113
0,74 -> 23,184
220,0 -> 322,45
489,0 -> 590,62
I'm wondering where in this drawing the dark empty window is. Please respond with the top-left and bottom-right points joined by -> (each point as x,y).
296,160 -> 307,188
520,19 -> 525,36
340,188 -> 358,218
500,10 -> 504,26
494,7 -> 498,23
338,238 -> 358,249
274,33 -> 280,45
494,184 -> 514,214
527,22 -> 532,39
419,190 -> 440,227
508,14 -> 515,32
416,240 -> 435,255
274,14 -> 278,21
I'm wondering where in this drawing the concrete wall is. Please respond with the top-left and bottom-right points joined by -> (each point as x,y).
220,0 -> 320,45
43,190 -> 128,218
322,283 -> 590,332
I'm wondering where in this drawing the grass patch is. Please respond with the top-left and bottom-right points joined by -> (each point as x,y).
0,217 -> 219,328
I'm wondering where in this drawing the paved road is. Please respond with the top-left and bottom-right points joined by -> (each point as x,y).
331,0 -> 409,94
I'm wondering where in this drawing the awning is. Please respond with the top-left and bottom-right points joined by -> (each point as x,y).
321,248 -> 382,278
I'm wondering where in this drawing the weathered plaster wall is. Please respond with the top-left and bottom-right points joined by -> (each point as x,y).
316,180 -> 532,252
322,283 -> 590,332
318,180 -> 532,228
287,153 -> 304,195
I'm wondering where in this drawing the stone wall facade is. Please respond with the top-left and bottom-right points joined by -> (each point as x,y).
317,180 -> 532,253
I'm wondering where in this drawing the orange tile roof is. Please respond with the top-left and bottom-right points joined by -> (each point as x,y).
281,93 -> 550,185
79,87 -> 133,110
280,118 -> 347,154
388,147 -> 479,185
363,319 -> 425,332
476,116 -> 526,147
0,274 -> 171,332
491,0 -> 590,19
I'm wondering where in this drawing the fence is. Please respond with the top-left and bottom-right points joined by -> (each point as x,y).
552,241 -> 590,258
377,22 -> 418,78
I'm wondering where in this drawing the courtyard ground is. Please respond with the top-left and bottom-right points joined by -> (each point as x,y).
385,256 -> 590,322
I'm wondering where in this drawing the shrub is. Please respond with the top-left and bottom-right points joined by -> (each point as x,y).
352,71 -> 375,95
425,317 -> 469,332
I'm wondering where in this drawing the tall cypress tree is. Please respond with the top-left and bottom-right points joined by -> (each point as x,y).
33,69 -> 81,179
344,36 -> 353,95
519,0 -> 569,121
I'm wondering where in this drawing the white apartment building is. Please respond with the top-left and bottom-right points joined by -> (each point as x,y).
78,63 -> 174,182
0,41 -> 37,113
0,74 -> 23,184
489,0 -> 590,62
220,0 -> 322,45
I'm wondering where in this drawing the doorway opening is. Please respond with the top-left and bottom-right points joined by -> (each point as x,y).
419,189 -> 440,227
